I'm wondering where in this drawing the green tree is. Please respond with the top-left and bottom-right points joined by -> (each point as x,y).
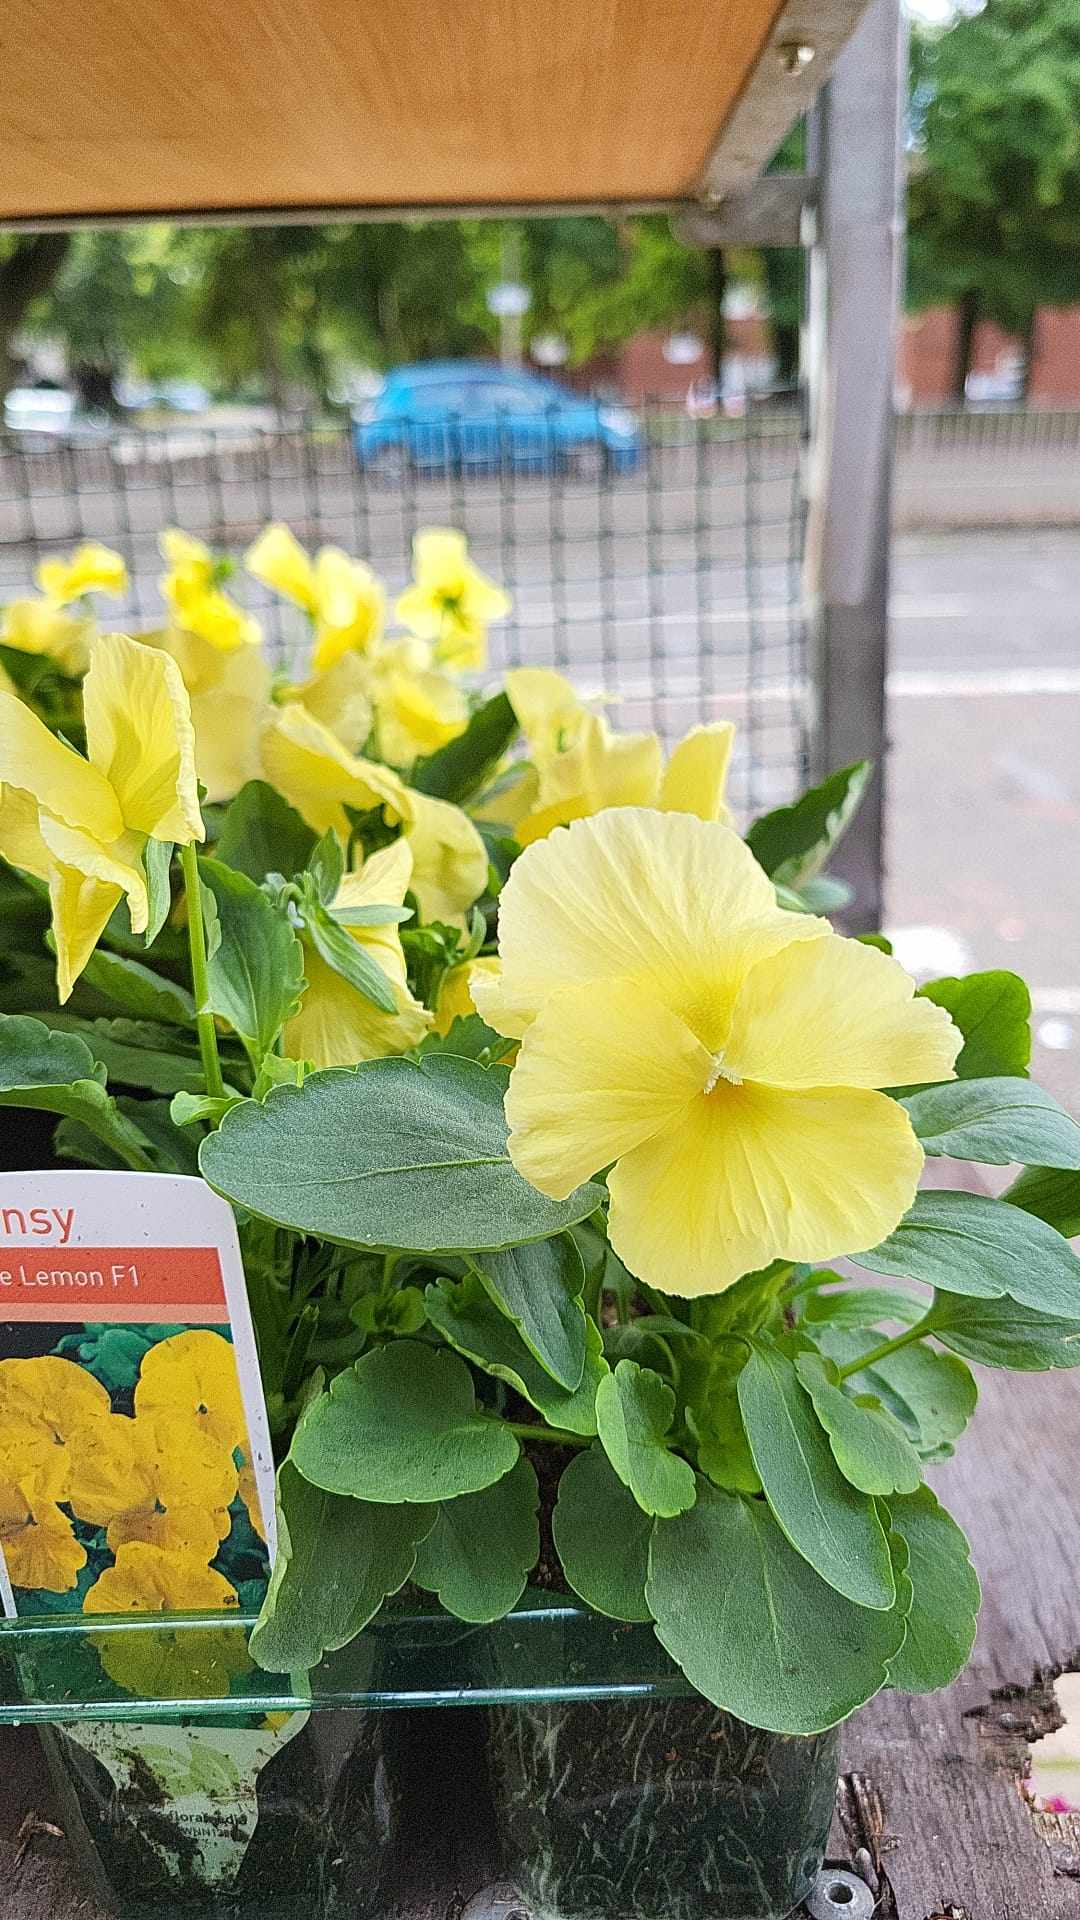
0,235 -> 72,398
908,0 -> 1080,402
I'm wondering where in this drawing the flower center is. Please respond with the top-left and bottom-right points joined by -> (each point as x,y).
704,1053 -> 743,1094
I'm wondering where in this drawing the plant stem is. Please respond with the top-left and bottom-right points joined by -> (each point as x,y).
836,1320 -> 929,1381
496,1419 -> 589,1450
179,842 -> 226,1100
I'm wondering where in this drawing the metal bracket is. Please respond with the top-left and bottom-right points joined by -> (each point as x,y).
674,174 -> 814,249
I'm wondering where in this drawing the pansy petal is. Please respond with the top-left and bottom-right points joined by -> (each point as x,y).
515,715 -> 662,846
477,809 -> 826,1041
405,792 -> 488,927
47,864 -> 125,1004
0,785 -> 52,884
659,722 -> 735,825
260,703 -> 412,836
245,524 -> 317,612
724,935 -> 962,1091
505,667 -> 585,760
82,633 -> 204,843
284,945 -> 430,1068
0,691 -> 122,841
506,977 -> 712,1199
607,1083 -> 924,1297
288,652 -> 374,752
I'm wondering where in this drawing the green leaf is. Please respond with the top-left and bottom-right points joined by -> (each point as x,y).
200,1055 -> 606,1252
552,1444 -> 652,1622
290,1340 -> 520,1503
200,857 -> 307,1065
215,781 -> 317,883
737,1340 -> 895,1608
420,1013 -> 517,1064
819,1330 -> 977,1455
744,760 -> 871,887
0,1014 -> 153,1170
412,691 -> 519,804
925,1289 -> 1080,1371
794,1352 -> 922,1496
853,1189 -> 1080,1317
249,1462 -> 435,1671
902,1077 -> 1080,1169
28,1013 -> 212,1096
329,903 -> 412,928
48,942 -> 194,1027
1004,1164 -> 1080,1240
594,1360 -> 697,1518
412,1456 -> 539,1622
690,1376 -> 762,1496
142,838 -> 174,946
305,829 -> 345,904
882,1485 -> 980,1694
801,1284 -> 928,1330
300,896 -> 396,1013
917,971 -> 1031,1081
646,1482 -> 910,1735
424,1273 -> 607,1436
473,1235 -> 587,1390
170,1090 -> 243,1128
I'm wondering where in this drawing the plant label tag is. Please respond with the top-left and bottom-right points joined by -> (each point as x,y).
0,1170 -> 276,1621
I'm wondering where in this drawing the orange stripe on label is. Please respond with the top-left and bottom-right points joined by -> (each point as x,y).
0,1247 -> 227,1322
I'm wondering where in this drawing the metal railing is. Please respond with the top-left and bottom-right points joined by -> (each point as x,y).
0,401 -> 810,814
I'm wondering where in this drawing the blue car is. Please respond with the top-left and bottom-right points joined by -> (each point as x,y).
352,360 -> 641,479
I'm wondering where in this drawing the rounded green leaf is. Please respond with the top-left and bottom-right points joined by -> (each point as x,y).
818,1330 -> 977,1456
290,1341 -> 520,1503
794,1351 -> 922,1496
926,1290 -> 1080,1371
882,1485 -> 980,1694
473,1235 -> 587,1390
412,1457 -> 539,1623
250,1462 -> 436,1672
916,971 -> 1031,1083
595,1360 -> 697,1519
552,1444 -> 653,1622
200,1055 -> 605,1251
853,1189 -> 1080,1317
738,1341 -> 895,1609
1004,1164 -> 1080,1240
647,1482 -> 910,1735
902,1078 -> 1080,1170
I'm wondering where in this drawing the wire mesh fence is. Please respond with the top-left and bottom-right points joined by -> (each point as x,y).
0,400 -> 809,813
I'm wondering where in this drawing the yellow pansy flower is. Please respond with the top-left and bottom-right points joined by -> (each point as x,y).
85,1542 -> 244,1699
86,1539 -> 240,1615
280,651 -> 374,756
475,808 -> 962,1297
260,701 -> 411,839
404,791 -> 489,928
0,631 -> 204,1001
433,957 -> 502,1035
246,524 -> 385,671
160,531 -> 262,655
149,626 -> 272,804
133,1330 -> 247,1454
0,1355 -> 112,1494
371,637 -> 468,767
36,542 -> 128,605
396,529 -> 510,672
0,598 -> 95,673
284,840 -> 431,1068
0,1473 -> 86,1593
67,1410 -> 237,1561
505,668 -> 735,845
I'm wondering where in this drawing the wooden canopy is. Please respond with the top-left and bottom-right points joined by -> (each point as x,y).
2,0 -> 867,225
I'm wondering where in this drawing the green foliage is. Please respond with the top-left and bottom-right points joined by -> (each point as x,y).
882,1487 -> 980,1695
412,1457 -> 540,1623
925,1290 -> 1080,1372
412,693 -> 520,804
745,762 -> 870,888
297,887 -> 396,1013
425,1273 -> 606,1436
737,1341 -> 895,1609
915,971 -> 1031,1082
50,942 -> 194,1026
647,1482 -> 911,1735
290,1341 -> 520,1503
214,781 -> 318,883
902,1077 -> 1080,1169
473,1235 -> 588,1390
854,1189 -> 1080,1317
199,857 -> 306,1066
200,1055 -> 606,1251
593,1360 -> 697,1519
552,1444 -> 653,1622
819,1330 -> 977,1457
250,1463 -> 435,1671
795,1352 -> 922,1497
0,1013 -> 153,1171
1004,1164 -> 1080,1239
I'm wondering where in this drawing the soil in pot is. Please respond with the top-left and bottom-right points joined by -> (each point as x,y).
484,1692 -> 840,1920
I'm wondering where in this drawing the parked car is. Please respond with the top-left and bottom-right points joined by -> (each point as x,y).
2,386 -> 111,447
352,360 -> 641,478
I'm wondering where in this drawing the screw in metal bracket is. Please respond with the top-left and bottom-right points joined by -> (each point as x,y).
806,1865 -> 876,1920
